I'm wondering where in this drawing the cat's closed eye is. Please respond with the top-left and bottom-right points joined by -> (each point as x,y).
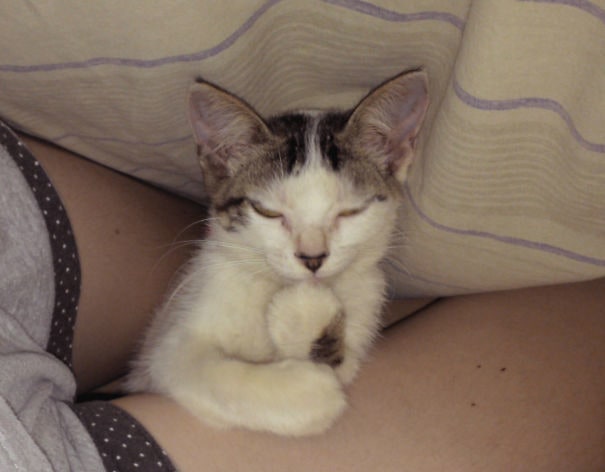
338,195 -> 387,218
338,207 -> 365,218
250,200 -> 283,219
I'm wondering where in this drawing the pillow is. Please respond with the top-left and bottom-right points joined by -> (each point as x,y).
1,0 -> 604,297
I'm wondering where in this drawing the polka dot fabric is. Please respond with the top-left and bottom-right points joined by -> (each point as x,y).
0,122 -> 80,368
74,402 -> 176,472
1,122 -> 178,472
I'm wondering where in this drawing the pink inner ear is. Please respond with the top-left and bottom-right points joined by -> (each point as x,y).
388,94 -> 429,148
349,70 -> 429,178
189,92 -> 221,149
381,76 -> 429,173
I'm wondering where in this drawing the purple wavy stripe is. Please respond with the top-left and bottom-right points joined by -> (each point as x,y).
383,258 -> 472,291
453,78 -> 605,154
0,1 -> 464,73
52,132 -> 191,147
519,0 -> 605,25
323,0 -> 466,30
0,0 -> 282,73
404,183 -> 605,267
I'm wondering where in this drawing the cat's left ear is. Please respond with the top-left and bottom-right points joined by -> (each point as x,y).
343,69 -> 429,182
188,80 -> 272,191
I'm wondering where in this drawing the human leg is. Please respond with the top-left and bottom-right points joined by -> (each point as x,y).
115,278 -> 605,472
20,135 -> 206,393
0,123 -> 105,470
0,128 -> 209,471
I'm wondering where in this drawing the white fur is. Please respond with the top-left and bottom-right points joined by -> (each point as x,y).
125,161 -> 397,436
126,70 -> 428,436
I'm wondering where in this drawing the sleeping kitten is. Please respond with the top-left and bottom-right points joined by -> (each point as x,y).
126,69 -> 429,436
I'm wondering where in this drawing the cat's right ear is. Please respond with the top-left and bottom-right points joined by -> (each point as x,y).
188,81 -> 271,187
343,69 -> 429,183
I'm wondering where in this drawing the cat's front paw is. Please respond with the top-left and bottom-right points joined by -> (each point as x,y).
267,282 -> 344,362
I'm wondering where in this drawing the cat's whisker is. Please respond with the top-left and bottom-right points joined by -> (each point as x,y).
162,269 -> 199,312
150,215 -> 218,271
203,239 -> 264,255
171,216 -> 216,242
151,239 -> 204,277
382,254 -> 414,276
248,268 -> 272,278
157,239 -> 204,251
202,259 -> 266,270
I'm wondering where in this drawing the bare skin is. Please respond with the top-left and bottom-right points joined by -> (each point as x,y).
23,135 -> 205,393
116,280 -> 605,472
27,136 -> 605,471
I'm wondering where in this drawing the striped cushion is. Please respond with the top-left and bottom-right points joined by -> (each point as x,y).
1,0 -> 604,296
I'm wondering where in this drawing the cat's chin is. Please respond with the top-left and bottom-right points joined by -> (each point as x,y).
270,264 -> 348,285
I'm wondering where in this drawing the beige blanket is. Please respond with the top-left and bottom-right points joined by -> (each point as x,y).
1,0 -> 604,296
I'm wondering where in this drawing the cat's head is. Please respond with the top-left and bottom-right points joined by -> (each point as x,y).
188,70 -> 429,282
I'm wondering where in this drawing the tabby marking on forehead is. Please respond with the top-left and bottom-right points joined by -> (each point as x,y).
267,113 -> 311,175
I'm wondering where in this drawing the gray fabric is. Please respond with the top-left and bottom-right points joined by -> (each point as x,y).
0,139 -> 104,471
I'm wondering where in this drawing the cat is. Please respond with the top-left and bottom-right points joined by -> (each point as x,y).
125,69 -> 429,436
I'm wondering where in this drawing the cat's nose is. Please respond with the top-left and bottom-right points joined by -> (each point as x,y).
296,252 -> 328,273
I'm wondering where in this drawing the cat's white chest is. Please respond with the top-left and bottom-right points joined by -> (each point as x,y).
184,251 -> 279,363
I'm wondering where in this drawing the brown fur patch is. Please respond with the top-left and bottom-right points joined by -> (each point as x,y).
310,310 -> 345,367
